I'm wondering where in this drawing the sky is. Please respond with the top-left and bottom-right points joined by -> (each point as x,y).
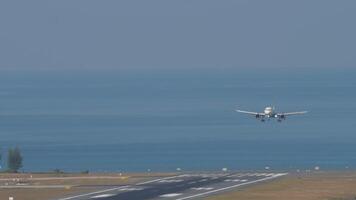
0,0 -> 355,70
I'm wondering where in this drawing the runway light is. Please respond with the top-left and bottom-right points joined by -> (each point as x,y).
176,168 -> 181,171
222,168 -> 228,172
314,166 -> 320,171
265,166 -> 270,170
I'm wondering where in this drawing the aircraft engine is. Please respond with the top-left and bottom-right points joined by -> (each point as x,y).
255,114 -> 260,118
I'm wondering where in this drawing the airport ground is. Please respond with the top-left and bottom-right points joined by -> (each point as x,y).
208,171 -> 356,200
0,171 -> 356,200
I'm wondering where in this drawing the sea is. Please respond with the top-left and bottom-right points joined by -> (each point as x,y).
0,68 -> 355,172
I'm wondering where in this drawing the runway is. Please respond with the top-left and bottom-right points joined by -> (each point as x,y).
59,172 -> 287,200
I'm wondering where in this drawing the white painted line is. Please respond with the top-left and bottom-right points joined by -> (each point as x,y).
225,179 -> 245,182
58,186 -> 129,200
119,187 -> 144,191
191,187 -> 214,191
176,173 -> 287,200
136,175 -> 184,186
90,194 -> 116,199
158,179 -> 183,183
160,193 -> 182,197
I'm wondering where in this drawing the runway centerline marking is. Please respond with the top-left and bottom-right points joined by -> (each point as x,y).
176,173 -> 287,200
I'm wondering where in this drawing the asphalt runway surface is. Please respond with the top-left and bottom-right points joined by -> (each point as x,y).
59,172 -> 287,200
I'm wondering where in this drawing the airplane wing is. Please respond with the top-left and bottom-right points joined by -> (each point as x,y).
278,111 -> 308,116
236,110 -> 265,116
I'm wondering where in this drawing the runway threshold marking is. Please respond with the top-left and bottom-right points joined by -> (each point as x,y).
176,173 -> 287,200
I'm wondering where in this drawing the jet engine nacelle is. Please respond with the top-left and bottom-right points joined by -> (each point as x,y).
255,114 -> 260,118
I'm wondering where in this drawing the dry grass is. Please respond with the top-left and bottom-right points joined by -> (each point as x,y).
206,171 -> 356,200
0,188 -> 91,200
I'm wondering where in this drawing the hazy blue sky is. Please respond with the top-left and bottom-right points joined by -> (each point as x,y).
0,0 -> 355,70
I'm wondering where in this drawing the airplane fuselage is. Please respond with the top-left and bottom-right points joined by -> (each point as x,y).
264,106 -> 277,117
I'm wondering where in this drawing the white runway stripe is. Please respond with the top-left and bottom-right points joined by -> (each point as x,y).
136,175 -> 184,185
224,179 -> 237,182
191,187 -> 213,191
224,179 -> 247,182
119,187 -> 143,191
160,193 -> 182,197
158,179 -> 183,183
90,194 -> 116,199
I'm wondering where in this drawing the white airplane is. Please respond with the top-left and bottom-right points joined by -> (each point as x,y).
236,106 -> 307,122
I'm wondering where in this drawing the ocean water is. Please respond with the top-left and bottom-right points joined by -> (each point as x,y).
0,68 -> 355,172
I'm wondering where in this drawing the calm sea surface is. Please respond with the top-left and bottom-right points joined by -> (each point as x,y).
0,68 -> 355,172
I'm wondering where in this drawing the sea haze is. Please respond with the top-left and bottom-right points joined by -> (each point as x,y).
0,68 -> 355,172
